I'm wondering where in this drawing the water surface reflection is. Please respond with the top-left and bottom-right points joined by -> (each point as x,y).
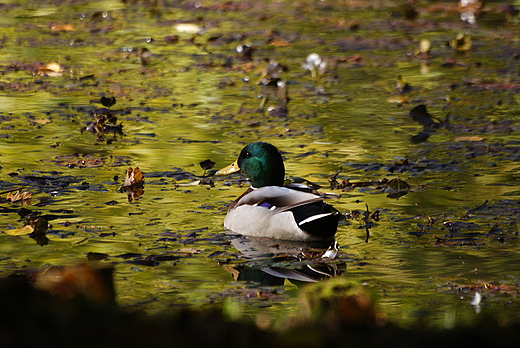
223,236 -> 345,286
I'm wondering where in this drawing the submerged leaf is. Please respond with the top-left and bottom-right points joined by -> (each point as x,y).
385,177 -> 410,199
449,33 -> 472,51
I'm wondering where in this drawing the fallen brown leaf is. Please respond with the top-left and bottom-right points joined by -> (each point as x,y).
120,167 -> 145,202
6,191 -> 32,202
49,22 -> 75,31
121,167 -> 145,187
32,118 -> 51,125
269,40 -> 290,47
37,62 -> 64,77
454,135 -> 485,142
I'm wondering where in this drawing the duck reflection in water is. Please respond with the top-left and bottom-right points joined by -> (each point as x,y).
222,235 -> 345,286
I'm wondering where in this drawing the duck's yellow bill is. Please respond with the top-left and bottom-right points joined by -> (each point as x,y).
215,160 -> 240,175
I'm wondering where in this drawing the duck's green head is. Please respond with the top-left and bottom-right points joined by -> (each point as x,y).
237,142 -> 285,188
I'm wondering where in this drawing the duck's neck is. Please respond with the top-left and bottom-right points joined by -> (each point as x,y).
239,142 -> 285,187
249,167 -> 285,187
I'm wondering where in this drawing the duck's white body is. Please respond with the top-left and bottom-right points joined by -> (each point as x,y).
224,186 -> 337,241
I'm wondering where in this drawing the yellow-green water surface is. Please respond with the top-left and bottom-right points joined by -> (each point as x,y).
1,0 -> 520,328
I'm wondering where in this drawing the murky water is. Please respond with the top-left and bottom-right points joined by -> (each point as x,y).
1,0 -> 520,328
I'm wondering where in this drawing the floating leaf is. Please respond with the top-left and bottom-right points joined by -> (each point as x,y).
385,177 -> 410,199
121,167 -> 144,188
236,44 -> 254,61
454,135 -> 484,142
138,47 -> 152,65
174,23 -> 203,34
269,39 -> 290,47
449,33 -> 472,51
414,39 -> 431,57
37,62 -> 63,77
49,22 -> 75,31
51,154 -> 106,168
84,107 -> 123,142
100,96 -> 116,108
396,75 -> 411,93
199,159 -> 215,171
165,35 -> 179,44
175,179 -> 214,187
31,118 -> 51,125
6,191 -> 32,203
4,225 -> 34,236
387,95 -> 408,104
120,167 -> 145,202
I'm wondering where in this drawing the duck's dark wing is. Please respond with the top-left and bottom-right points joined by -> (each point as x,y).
290,201 -> 340,239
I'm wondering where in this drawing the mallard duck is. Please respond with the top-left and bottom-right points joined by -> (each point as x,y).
217,141 -> 340,241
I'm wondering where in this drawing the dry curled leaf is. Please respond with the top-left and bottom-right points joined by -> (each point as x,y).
121,167 -> 144,187
6,191 -> 32,203
454,135 -> 484,142
37,62 -> 64,77
31,118 -> 51,125
269,39 -> 290,47
120,167 -> 145,202
49,22 -> 75,31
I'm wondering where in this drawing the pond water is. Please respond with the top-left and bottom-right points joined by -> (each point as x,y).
1,0 -> 520,328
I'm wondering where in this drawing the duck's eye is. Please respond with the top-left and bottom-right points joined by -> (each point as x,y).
245,152 -> 252,158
